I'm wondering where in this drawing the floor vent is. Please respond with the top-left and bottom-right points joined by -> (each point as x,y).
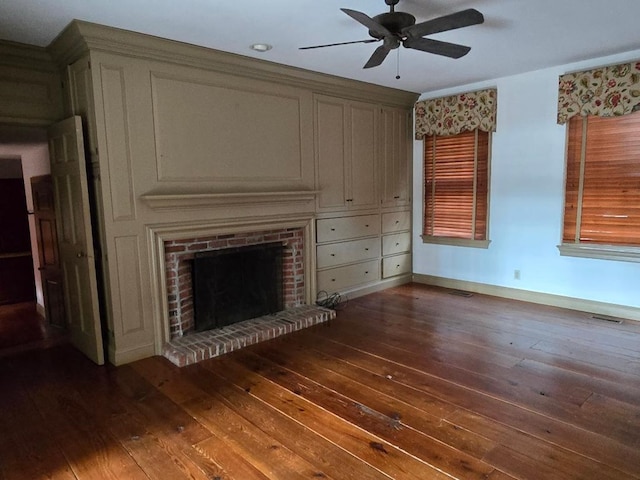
448,290 -> 474,298
591,314 -> 623,324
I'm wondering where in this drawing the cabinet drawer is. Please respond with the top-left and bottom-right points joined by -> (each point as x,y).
382,253 -> 411,279
317,214 -> 380,243
317,237 -> 380,269
382,232 -> 411,256
317,260 -> 380,293
382,211 -> 410,233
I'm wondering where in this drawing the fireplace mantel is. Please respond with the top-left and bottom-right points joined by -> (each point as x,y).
146,213 -> 317,353
141,190 -> 319,211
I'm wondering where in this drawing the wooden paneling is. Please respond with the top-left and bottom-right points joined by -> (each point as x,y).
100,65 -> 136,221
151,73 -> 308,184
0,41 -> 63,125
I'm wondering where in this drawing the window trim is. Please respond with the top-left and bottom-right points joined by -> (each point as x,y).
422,129 -> 492,248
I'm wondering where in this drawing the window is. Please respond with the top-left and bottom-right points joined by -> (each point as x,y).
560,112 -> 640,261
423,129 -> 490,248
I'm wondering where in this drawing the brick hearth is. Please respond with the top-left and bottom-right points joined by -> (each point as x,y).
163,304 -> 335,367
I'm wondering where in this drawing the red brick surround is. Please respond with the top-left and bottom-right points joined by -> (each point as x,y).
164,228 -> 305,339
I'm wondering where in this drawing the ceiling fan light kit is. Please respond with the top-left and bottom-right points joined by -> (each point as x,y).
300,0 -> 484,70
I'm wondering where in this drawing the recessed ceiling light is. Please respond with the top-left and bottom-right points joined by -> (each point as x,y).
250,43 -> 273,52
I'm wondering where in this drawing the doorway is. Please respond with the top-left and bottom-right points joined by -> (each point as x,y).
0,125 -> 68,357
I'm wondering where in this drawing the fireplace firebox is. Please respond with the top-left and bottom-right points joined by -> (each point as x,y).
192,242 -> 284,331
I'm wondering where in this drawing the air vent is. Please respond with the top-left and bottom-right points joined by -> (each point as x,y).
591,314 -> 623,324
448,290 -> 473,298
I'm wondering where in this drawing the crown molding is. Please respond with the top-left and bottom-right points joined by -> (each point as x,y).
0,40 -> 58,72
47,20 -> 418,108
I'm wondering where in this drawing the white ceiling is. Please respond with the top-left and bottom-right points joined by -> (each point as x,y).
2,0 -> 640,94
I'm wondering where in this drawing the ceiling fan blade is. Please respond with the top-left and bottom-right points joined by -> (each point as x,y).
403,8 -> 484,38
403,37 -> 471,59
299,39 -> 379,50
363,45 -> 391,69
341,8 -> 392,38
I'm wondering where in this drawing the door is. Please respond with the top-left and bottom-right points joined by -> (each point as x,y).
48,116 -> 105,365
31,175 -> 66,328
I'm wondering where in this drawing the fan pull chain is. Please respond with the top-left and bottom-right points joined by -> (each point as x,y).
396,48 -> 401,79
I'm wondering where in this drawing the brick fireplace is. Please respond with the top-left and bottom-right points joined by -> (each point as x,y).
164,227 -> 305,339
149,214 -> 335,367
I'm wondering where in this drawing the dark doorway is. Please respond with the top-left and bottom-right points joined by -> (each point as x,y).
192,243 -> 284,331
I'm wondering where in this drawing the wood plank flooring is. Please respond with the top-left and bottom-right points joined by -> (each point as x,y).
1,283 -> 639,479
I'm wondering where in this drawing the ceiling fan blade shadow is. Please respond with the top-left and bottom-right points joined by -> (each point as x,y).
403,8 -> 484,38
341,8 -> 392,38
403,37 -> 471,58
364,45 -> 391,69
300,39 -> 379,50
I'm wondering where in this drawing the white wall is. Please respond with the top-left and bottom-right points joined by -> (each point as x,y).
413,49 -> 640,309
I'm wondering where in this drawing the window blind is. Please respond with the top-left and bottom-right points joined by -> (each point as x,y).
424,130 -> 489,240
563,112 -> 640,246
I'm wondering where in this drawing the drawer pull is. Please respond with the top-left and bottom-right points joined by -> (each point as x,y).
395,242 -> 400,246
365,248 -> 369,251
396,265 -> 400,268
331,278 -> 336,282
394,196 -> 400,199
331,228 -> 336,231
365,271 -> 369,274
365,224 -> 369,227
330,253 -> 335,256
395,220 -> 400,224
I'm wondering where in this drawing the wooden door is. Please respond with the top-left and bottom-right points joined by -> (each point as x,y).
349,102 -> 377,209
31,175 -> 66,328
379,107 -> 411,207
48,116 -> 105,365
316,96 -> 348,211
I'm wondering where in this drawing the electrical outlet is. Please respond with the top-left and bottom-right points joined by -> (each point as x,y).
514,269 -> 521,280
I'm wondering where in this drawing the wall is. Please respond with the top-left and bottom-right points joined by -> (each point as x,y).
413,48 -> 640,310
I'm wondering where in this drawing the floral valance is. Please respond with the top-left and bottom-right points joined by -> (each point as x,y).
414,88 -> 497,139
557,61 -> 640,124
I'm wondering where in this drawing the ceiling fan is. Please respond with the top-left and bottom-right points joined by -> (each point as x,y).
300,0 -> 484,69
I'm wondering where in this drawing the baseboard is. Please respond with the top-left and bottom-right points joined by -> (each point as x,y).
108,342 -> 156,366
337,274 -> 413,302
413,274 -> 640,322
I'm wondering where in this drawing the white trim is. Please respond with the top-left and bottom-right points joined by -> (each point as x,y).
109,342 -> 155,366
421,236 -> 490,249
558,243 -> 640,263
413,273 -> 640,322
336,274 -> 413,301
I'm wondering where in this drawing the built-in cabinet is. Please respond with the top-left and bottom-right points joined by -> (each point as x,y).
379,107 -> 411,208
315,95 -> 378,212
315,97 -> 413,298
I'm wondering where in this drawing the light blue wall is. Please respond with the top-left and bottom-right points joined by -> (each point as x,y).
412,49 -> 640,308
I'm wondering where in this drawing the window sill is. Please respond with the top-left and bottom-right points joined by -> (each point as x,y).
557,243 -> 640,263
421,236 -> 490,249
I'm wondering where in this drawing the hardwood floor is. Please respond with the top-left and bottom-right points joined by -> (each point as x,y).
0,301 -> 67,357
1,283 -> 639,479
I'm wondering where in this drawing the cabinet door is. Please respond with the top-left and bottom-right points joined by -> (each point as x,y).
380,107 -> 411,207
316,97 -> 348,210
349,102 -> 377,209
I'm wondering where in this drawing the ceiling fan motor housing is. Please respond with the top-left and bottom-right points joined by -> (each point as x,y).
369,12 -> 416,39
